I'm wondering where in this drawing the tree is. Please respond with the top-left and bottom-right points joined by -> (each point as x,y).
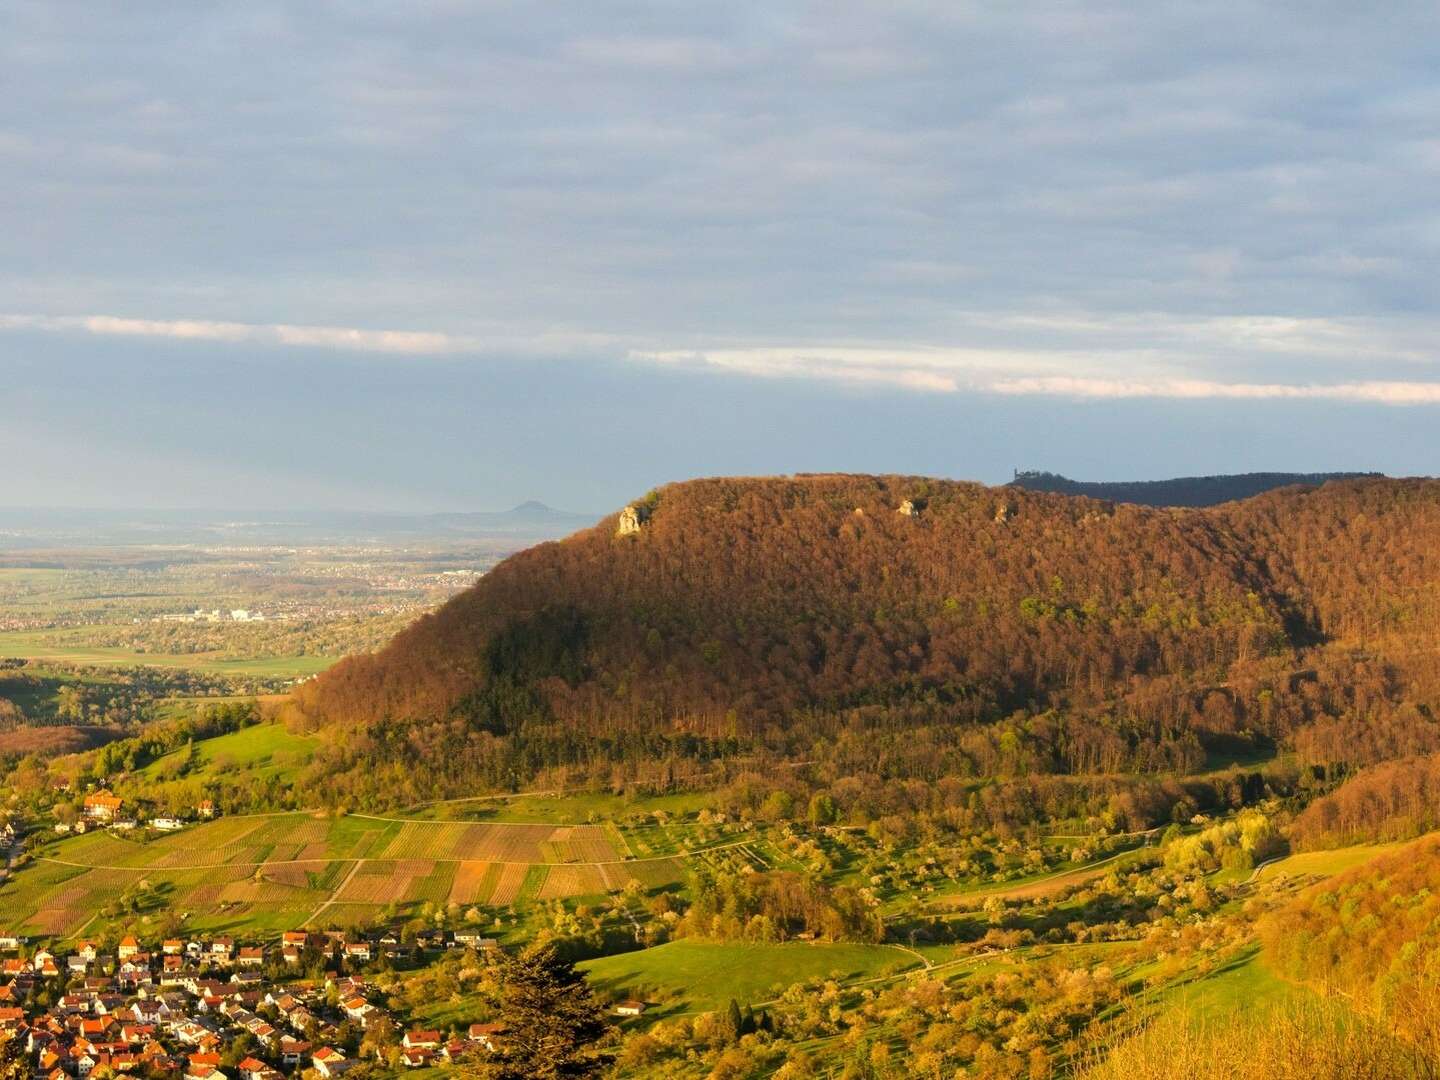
459,942 -> 609,1079
0,1034 -> 27,1080
723,998 -> 744,1043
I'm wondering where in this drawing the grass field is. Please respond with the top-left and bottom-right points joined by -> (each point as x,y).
0,627 -> 337,676
579,940 -> 920,1014
1255,841 -> 1406,883
1156,943 -> 1306,1024
136,722 -> 322,784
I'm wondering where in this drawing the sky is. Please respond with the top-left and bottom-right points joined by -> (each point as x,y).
5,2 -> 1440,511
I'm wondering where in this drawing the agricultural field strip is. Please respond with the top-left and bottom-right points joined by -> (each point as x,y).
905,846 -> 1144,915
33,836 -> 751,871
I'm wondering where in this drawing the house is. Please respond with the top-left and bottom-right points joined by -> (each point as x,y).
342,941 -> 371,963
236,1057 -> 281,1080
402,1030 -> 441,1050
118,936 -> 140,960
613,1000 -> 647,1017
236,947 -> 265,968
0,935 -> 23,950
281,931 -> 309,949
197,801 -> 217,819
152,818 -> 184,831
399,1047 -> 434,1068
83,793 -> 123,821
340,997 -> 377,1026
278,1036 -> 310,1067
467,1023 -> 504,1052
454,931 -> 497,950
311,1046 -> 353,1078
162,940 -> 184,955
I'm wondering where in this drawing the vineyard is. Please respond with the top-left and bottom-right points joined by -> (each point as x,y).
2,809 -> 718,938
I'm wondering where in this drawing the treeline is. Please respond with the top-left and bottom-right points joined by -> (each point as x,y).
1289,753 -> 1440,849
1011,470 -> 1380,507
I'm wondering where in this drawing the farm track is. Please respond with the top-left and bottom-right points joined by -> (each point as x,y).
302,860 -> 361,928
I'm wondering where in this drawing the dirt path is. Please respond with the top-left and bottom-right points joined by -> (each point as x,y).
303,860 -> 362,928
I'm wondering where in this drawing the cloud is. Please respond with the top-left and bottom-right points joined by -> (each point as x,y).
10,308 -> 1440,405
0,312 -> 615,357
0,312 -> 470,355
986,377 -> 1440,405
634,346 -> 1440,404
630,309 -> 1440,402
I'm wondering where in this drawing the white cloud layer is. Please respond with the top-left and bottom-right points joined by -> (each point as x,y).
0,313 -> 470,355
10,308 -> 1440,404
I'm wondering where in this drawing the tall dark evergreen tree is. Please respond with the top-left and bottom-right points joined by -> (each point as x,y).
461,942 -> 609,1080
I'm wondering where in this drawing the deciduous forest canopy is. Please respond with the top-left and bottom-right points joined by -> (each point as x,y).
283,474 -> 1440,815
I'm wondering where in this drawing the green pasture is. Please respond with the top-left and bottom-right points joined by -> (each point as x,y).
137,722 -> 321,784
580,939 -> 919,1015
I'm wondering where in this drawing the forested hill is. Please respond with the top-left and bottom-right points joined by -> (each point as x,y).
1010,470 -> 1383,507
285,473 -> 1440,806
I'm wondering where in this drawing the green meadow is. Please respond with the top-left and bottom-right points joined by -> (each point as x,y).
579,939 -> 919,1014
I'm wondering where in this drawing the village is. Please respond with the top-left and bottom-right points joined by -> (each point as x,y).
0,928 -> 508,1078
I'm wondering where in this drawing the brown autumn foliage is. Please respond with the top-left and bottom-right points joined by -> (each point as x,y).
283,475 -> 1440,806
1261,834 -> 1440,1059
1288,752 -> 1440,849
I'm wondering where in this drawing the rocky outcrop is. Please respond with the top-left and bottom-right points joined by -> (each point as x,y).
616,505 -> 645,536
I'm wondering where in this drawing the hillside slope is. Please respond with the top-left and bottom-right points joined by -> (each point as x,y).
287,474 -> 1440,804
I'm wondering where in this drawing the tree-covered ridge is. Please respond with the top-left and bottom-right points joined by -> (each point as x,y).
284,474 -> 1440,808
1011,470 -> 1382,507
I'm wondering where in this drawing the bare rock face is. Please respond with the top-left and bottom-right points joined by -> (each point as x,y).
897,499 -> 917,517
994,502 -> 1013,524
616,505 -> 644,536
